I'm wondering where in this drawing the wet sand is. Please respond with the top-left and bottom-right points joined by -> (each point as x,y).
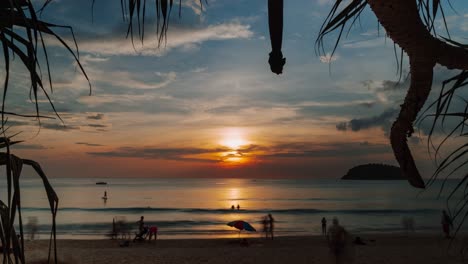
24,234 -> 465,264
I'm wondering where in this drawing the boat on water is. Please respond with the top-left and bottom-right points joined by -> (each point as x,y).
96,182 -> 107,185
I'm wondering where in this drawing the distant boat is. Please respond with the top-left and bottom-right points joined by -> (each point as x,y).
96,182 -> 107,185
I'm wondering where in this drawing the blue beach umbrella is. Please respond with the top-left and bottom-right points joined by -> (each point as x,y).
227,220 -> 256,236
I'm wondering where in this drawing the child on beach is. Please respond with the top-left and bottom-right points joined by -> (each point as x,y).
147,226 -> 158,241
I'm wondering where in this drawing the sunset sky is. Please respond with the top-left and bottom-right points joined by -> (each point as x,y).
6,0 -> 468,179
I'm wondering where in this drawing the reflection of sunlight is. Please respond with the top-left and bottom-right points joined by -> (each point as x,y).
229,188 -> 240,200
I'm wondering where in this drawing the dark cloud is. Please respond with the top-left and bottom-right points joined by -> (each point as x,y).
5,120 -> 33,126
362,79 -> 408,92
87,113 -> 105,120
87,146 -> 230,162
87,142 -> 391,163
261,142 -> 391,158
336,108 -> 398,132
11,144 -> 48,150
358,101 -> 376,108
206,105 -> 243,114
41,123 -> 79,131
76,142 -> 105,147
87,124 -> 108,128
380,80 -> 406,91
336,122 -> 347,131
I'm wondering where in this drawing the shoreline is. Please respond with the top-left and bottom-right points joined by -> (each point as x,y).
28,229 -> 446,240
24,234 -> 465,264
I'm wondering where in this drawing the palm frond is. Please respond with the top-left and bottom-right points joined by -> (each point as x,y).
0,137 -> 59,263
0,0 -> 90,130
119,0 -> 206,47
316,0 -> 367,58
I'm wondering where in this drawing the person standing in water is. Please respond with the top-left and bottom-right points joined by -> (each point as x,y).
268,214 -> 275,240
321,217 -> 327,235
262,216 -> 269,239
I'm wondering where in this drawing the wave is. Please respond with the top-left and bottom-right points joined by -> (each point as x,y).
21,207 -> 438,215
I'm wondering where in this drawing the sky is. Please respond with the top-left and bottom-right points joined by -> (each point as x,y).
4,0 -> 468,179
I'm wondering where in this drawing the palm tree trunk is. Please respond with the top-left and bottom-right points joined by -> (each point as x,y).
366,0 -> 443,188
390,56 -> 434,188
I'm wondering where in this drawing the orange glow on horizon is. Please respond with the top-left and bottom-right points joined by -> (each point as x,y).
218,128 -> 252,166
220,128 -> 248,149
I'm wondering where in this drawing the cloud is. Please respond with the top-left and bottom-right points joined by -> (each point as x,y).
87,113 -> 105,120
379,80 -> 407,91
76,142 -> 105,147
64,22 -> 253,57
261,142 -> 392,158
11,144 -> 48,150
316,0 -> 335,6
343,38 -> 387,49
336,108 -> 399,132
87,124 -> 108,128
41,123 -> 79,131
319,53 -> 339,63
182,0 -> 205,15
87,141 -> 392,163
363,79 -> 408,92
80,55 -> 109,66
87,146 -> 230,162
91,69 -> 177,90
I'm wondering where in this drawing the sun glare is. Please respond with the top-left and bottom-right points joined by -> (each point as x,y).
220,128 -> 248,150
222,138 -> 246,150
219,128 -> 251,165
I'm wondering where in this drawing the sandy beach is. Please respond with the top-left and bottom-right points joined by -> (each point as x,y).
24,234 -> 466,264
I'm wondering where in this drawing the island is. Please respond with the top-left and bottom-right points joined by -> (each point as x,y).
341,163 -> 406,180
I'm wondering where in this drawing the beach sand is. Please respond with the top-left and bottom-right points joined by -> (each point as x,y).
24,234 -> 466,264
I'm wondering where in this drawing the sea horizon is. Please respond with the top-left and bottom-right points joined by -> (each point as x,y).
6,177 -> 460,240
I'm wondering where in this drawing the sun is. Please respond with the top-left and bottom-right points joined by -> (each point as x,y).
219,128 -> 250,165
222,137 -> 246,150
220,128 -> 248,150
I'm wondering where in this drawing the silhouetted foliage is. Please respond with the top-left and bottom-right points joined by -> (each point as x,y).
342,164 -> 405,180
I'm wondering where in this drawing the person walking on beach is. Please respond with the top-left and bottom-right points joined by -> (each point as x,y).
328,218 -> 346,264
268,214 -> 275,240
133,216 -> 147,242
441,210 -> 453,238
137,216 -> 145,232
321,217 -> 327,235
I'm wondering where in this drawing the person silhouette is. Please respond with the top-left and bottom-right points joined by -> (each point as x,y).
268,214 -> 275,240
327,218 -> 347,264
321,217 -> 327,235
262,216 -> 269,239
237,204 -> 240,210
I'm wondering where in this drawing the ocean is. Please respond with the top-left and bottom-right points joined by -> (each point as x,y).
1,177 -> 460,239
